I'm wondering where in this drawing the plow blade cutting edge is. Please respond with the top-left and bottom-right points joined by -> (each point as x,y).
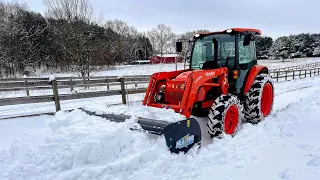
79,108 -> 201,154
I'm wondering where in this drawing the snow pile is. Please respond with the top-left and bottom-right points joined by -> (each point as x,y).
0,109 -> 173,180
1,77 -> 320,179
83,101 -> 186,123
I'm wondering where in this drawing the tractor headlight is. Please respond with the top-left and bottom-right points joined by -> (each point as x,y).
226,29 -> 233,33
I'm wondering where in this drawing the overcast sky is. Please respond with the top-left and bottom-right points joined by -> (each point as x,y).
5,0 -> 319,39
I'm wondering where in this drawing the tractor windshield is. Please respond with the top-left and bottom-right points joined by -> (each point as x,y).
191,34 -> 236,70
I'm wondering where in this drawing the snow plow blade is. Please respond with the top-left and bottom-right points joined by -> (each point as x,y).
79,108 -> 201,154
163,118 -> 201,154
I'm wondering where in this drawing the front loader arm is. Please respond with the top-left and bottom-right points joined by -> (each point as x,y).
143,70 -> 187,105
180,68 -> 229,118
142,68 -> 229,119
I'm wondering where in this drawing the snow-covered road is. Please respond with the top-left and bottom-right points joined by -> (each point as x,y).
1,76 -> 320,180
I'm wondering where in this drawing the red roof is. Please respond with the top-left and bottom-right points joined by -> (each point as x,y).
198,28 -> 261,36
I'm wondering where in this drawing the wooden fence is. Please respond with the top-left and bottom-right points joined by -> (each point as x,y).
0,75 -> 150,111
271,67 -> 320,82
1,64 -> 320,113
269,61 -> 320,73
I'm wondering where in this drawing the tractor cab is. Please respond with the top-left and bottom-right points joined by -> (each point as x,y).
179,28 -> 261,94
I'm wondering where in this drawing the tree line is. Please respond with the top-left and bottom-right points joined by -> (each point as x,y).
0,0 -> 164,78
1,0 -> 320,78
256,33 -> 320,60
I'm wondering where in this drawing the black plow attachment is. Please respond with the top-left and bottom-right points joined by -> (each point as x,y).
79,108 -> 201,154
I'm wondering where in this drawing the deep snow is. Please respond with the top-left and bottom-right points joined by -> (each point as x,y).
0,115 -> 48,151
1,75 -> 320,179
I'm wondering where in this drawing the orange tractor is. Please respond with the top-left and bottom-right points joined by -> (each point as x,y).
142,28 -> 274,152
81,28 -> 274,154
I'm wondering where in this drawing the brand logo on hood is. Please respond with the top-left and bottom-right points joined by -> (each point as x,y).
206,71 -> 215,76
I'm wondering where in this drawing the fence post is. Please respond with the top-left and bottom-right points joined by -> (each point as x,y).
293,71 -> 295,80
285,71 -> 287,81
305,70 -> 307,78
23,75 -> 30,97
135,76 -> 138,88
118,77 -> 127,104
106,78 -> 110,90
276,71 -> 279,82
70,78 -> 73,92
299,70 -> 301,79
310,69 -> 312,77
51,78 -> 61,112
25,80 -> 30,97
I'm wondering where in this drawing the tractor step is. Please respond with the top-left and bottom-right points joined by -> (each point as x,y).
78,108 -> 202,154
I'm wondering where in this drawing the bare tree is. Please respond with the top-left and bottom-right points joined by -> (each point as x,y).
44,0 -> 99,77
105,19 -> 143,63
43,0 -> 93,23
105,19 -> 130,37
177,29 -> 211,59
147,24 -> 175,57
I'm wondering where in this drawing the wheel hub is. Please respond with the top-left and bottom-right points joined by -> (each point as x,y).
261,83 -> 273,116
224,105 -> 239,134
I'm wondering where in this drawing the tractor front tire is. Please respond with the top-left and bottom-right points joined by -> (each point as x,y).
207,94 -> 242,138
244,73 -> 274,124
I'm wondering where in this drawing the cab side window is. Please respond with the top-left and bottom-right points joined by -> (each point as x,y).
238,35 -> 255,64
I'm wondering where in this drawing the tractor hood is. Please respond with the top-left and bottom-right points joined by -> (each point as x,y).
174,71 -> 193,81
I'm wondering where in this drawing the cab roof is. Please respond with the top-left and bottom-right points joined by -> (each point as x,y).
199,28 -> 261,36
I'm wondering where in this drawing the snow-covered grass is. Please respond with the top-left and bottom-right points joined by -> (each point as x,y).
0,93 -> 145,119
1,75 -> 320,179
34,63 -> 187,78
28,57 -> 320,78
258,57 -> 320,70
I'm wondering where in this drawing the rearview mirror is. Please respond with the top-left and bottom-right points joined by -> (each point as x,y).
176,42 -> 182,52
243,34 -> 252,46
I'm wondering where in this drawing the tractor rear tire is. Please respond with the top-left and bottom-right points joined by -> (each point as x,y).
207,94 -> 242,138
244,73 -> 274,124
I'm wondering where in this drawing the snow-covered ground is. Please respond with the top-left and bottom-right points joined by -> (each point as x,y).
33,63 -> 187,78
258,57 -> 320,70
30,57 -> 320,78
1,74 -> 320,179
0,93 -> 145,119
0,115 -> 48,151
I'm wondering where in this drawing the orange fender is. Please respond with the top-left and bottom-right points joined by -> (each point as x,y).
243,65 -> 269,94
